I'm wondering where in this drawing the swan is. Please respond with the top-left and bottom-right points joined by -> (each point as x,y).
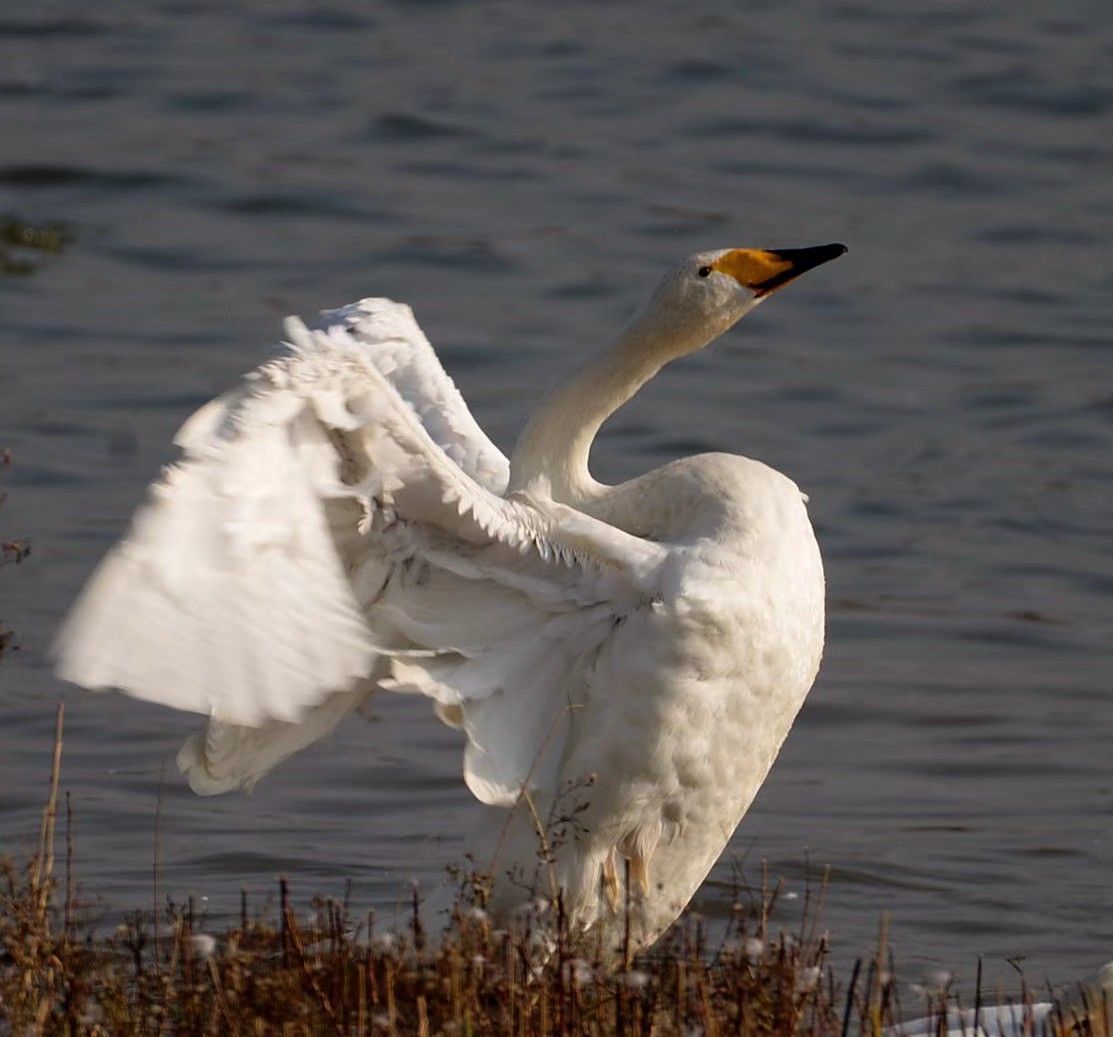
55,242 -> 846,954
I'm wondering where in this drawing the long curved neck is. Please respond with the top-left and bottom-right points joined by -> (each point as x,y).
508,309 -> 692,504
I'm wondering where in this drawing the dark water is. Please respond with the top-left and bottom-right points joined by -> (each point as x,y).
2,0 -> 1111,988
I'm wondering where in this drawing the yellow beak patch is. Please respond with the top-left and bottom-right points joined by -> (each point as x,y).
711,249 -> 795,293
711,243 -> 847,297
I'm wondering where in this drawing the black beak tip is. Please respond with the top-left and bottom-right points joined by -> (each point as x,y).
768,242 -> 849,266
812,242 -> 848,262
752,242 -> 848,296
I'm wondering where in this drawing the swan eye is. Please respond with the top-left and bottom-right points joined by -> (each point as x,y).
697,266 -> 712,278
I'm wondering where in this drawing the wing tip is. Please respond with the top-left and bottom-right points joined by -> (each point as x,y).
177,734 -> 252,796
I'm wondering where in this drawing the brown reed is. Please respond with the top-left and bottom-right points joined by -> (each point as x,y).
3,705 -> 1110,1037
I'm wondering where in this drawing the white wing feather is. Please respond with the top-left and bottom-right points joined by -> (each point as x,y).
55,299 -> 667,805
55,401 -> 377,727
316,299 -> 509,494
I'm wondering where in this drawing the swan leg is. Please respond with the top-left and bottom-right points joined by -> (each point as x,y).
618,820 -> 662,901
628,854 -> 651,899
602,849 -> 621,913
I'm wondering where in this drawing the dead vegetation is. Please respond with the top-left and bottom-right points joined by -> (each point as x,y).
0,448 -> 31,662
2,704 -> 1110,1036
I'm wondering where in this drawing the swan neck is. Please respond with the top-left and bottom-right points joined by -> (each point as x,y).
509,316 -> 671,503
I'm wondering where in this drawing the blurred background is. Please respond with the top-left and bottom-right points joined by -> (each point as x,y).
1,0 -> 1111,987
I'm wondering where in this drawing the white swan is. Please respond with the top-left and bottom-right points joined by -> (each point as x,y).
55,242 -> 845,953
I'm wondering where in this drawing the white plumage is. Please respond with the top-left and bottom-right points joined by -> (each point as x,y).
56,243 -> 845,955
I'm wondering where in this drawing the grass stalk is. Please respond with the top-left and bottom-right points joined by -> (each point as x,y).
3,720 -> 1110,1036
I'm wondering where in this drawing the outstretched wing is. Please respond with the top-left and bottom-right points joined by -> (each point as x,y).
55,299 -> 667,804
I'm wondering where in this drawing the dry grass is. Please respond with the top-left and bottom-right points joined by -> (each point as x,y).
0,859 -> 841,1036
0,710 -> 841,1035
0,447 -> 31,662
3,705 -> 1111,1036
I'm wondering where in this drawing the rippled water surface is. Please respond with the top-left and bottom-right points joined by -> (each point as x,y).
2,0 -> 1111,986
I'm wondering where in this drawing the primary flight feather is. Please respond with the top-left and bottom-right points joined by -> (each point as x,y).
56,242 -> 846,954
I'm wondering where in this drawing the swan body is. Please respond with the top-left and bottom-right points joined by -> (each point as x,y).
56,243 -> 846,955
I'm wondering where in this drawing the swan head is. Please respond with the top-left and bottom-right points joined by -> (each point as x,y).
637,242 -> 848,356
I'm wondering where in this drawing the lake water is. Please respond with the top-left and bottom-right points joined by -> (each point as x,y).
1,0 -> 1111,991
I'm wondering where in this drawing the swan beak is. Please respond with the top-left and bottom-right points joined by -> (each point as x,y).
712,242 -> 847,298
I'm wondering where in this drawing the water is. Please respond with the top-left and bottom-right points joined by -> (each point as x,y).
2,0 -> 1111,988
